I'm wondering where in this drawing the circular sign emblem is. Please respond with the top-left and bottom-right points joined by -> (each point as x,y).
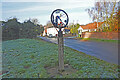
51,9 -> 69,28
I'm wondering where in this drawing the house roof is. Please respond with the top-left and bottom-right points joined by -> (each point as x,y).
64,27 -> 70,30
80,22 -> 104,29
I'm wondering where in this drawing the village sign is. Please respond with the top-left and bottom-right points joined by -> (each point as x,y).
51,9 -> 69,71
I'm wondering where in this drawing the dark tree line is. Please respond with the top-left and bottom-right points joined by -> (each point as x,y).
1,18 -> 44,41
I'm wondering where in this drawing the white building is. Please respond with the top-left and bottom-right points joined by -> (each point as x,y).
43,27 -> 65,37
77,22 -> 103,37
77,26 -> 89,35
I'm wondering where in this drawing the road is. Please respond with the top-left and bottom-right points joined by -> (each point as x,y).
39,36 -> 118,64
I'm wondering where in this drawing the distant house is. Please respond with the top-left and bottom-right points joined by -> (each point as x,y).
64,27 -> 70,34
46,27 -> 58,37
43,27 -> 65,37
77,22 -> 103,35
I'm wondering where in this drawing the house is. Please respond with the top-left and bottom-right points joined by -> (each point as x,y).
77,22 -> 103,35
64,27 -> 70,34
46,27 -> 58,37
43,27 -> 65,37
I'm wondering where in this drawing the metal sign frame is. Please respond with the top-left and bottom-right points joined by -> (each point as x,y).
51,9 -> 69,28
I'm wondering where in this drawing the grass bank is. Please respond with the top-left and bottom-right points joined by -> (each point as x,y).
2,38 -> 119,78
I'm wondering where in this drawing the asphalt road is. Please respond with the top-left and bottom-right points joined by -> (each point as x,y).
39,36 -> 118,65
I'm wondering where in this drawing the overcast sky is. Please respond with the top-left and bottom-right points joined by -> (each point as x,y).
1,0 -> 96,25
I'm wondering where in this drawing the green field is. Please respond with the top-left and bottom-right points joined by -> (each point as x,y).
2,38 -> 119,78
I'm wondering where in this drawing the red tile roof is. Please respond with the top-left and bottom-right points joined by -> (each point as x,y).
80,22 -> 104,29
64,27 -> 70,29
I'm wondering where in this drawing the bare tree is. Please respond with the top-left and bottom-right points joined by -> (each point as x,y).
31,18 -> 39,25
86,0 -> 118,31
46,21 -> 53,28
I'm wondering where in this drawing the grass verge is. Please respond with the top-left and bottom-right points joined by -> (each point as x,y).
2,38 -> 119,78
75,37 -> 119,43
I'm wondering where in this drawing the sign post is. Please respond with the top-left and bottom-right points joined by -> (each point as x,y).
58,28 -> 64,71
51,9 -> 69,71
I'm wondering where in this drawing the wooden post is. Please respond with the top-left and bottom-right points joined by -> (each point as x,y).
51,9 -> 68,72
58,29 -> 64,71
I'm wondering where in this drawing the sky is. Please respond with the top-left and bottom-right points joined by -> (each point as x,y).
1,0 -> 96,25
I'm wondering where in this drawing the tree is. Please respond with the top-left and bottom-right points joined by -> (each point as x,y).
2,18 -> 20,40
2,18 -> 44,40
46,21 -> 53,28
22,20 -> 38,38
86,0 -> 118,31
69,23 -> 80,34
30,18 -> 39,25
